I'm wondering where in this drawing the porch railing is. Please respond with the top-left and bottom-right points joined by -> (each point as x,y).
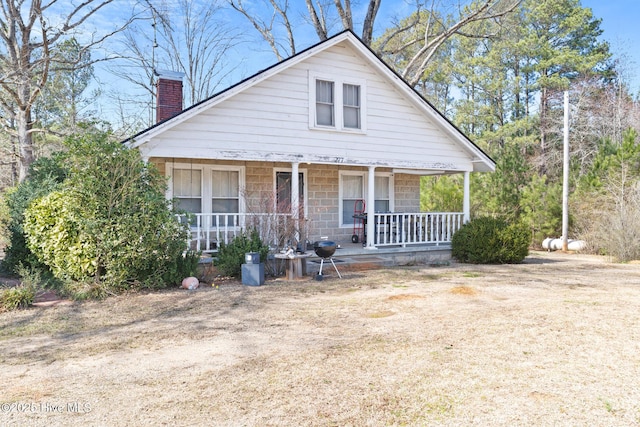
370,212 -> 464,247
176,213 -> 293,254
177,211 -> 464,253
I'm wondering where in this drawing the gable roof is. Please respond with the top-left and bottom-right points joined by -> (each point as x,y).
126,30 -> 494,173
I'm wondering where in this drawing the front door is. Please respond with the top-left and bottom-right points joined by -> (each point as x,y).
276,171 -> 305,214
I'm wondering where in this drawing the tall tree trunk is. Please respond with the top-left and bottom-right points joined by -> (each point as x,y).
361,0 -> 380,45
16,107 -> 35,183
539,85 -> 548,173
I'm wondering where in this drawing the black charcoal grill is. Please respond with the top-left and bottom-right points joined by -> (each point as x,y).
313,241 -> 342,279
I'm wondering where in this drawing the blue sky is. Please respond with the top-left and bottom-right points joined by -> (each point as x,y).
581,0 -> 640,93
87,0 -> 640,127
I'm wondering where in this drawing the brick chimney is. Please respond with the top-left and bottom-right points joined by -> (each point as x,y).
156,71 -> 184,123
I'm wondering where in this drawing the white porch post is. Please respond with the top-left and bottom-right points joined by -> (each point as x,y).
291,162 -> 300,242
366,166 -> 377,249
463,171 -> 470,223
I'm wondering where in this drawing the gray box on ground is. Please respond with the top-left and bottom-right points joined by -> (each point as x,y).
242,263 -> 265,286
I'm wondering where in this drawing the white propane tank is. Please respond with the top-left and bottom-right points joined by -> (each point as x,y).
542,238 -> 586,251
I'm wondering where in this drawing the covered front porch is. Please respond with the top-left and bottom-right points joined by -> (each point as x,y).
174,161 -> 473,262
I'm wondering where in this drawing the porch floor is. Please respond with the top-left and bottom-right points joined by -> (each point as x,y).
303,242 -> 453,273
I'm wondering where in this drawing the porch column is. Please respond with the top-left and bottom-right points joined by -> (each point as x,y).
291,162 -> 300,242
463,171 -> 470,223
366,166 -> 377,249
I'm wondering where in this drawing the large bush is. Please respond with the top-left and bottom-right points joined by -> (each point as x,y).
23,132 -> 191,293
1,156 -> 67,274
452,216 -> 530,264
216,229 -> 270,277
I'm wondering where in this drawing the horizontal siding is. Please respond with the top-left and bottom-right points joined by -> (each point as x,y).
141,40 -> 473,172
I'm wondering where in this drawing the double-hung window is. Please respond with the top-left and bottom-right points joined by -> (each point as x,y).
211,170 -> 240,226
169,163 -> 244,227
339,172 -> 393,227
315,80 -> 335,126
310,72 -> 366,132
172,168 -> 202,215
343,84 -> 360,129
374,175 -> 390,212
341,174 -> 364,226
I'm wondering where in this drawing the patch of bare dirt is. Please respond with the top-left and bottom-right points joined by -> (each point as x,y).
1,251 -> 640,426
449,285 -> 478,295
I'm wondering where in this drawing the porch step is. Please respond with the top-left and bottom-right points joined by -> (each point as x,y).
306,255 -> 391,273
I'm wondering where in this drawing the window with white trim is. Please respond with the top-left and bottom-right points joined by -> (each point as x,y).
211,170 -> 239,214
315,80 -> 334,126
374,175 -> 390,212
343,84 -> 360,129
341,174 -> 364,226
172,168 -> 202,215
339,172 -> 393,226
310,72 -> 366,132
168,163 -> 244,225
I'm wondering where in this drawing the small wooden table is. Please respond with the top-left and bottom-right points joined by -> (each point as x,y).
274,252 -> 312,280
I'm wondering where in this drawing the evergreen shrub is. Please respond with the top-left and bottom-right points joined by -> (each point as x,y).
215,229 -> 269,277
22,132 -> 190,295
452,216 -> 530,264
1,156 -> 67,275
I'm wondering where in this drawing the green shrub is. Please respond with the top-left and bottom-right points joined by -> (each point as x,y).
0,285 -> 35,311
24,190 -> 96,281
452,216 -> 530,264
216,229 -> 270,277
1,155 -> 67,275
22,132 -> 189,294
163,250 -> 202,285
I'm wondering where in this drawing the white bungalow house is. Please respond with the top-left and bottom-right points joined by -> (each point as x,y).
125,30 -> 494,263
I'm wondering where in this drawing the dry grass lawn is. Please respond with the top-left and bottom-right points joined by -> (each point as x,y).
1,251 -> 639,426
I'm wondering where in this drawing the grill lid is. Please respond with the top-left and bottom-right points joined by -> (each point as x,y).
313,241 -> 336,258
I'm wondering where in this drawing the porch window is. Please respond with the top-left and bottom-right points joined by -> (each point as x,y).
341,174 -> 364,226
316,80 -> 334,126
343,84 -> 360,129
375,176 -> 390,211
172,168 -> 202,214
339,172 -> 394,227
211,170 -> 239,225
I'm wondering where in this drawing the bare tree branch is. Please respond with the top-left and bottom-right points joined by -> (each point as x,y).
0,0 -> 133,182
230,0 -> 292,60
305,0 -> 328,41
400,0 -> 522,86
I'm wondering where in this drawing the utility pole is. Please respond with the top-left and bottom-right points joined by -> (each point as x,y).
562,90 -> 569,251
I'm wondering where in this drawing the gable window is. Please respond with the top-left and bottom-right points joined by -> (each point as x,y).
309,72 -> 366,132
316,80 -> 334,126
343,84 -> 360,129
